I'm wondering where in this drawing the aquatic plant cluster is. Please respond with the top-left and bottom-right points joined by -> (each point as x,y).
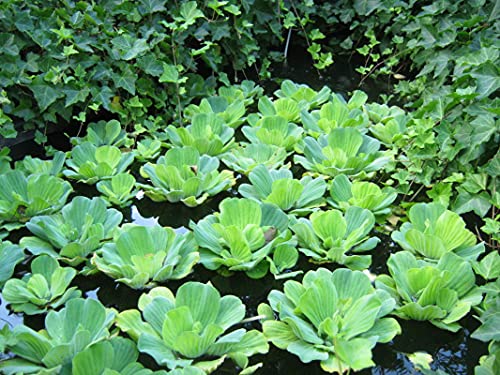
0,0 -> 498,374
0,78 -> 498,374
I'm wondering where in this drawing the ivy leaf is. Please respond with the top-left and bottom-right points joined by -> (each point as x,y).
159,63 -> 179,83
176,1 -> 204,29
470,62 -> 500,98
353,0 -> 382,16
63,87 -> 90,107
137,56 -> 164,77
112,67 -> 138,95
111,35 -> 149,61
0,34 -> 20,56
452,191 -> 491,217
29,80 -> 64,111
91,86 -> 114,111
138,0 -> 167,15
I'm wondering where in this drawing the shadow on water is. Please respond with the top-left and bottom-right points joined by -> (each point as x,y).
258,44 -> 390,102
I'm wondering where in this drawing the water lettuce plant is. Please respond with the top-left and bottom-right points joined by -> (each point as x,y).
166,113 -> 235,156
392,202 -> 485,261
274,80 -> 331,110
135,137 -> 163,161
183,96 -> 247,130
0,298 -> 116,374
63,141 -> 134,184
365,103 -> 408,146
190,198 -> 297,278
328,174 -> 397,217
294,128 -> 391,178
220,143 -> 290,175
72,337 -> 167,375
291,207 -> 379,269
138,147 -> 235,206
0,240 -> 24,287
70,119 -> 131,147
116,282 -> 269,373
300,92 -> 368,137
471,266 -> 499,375
376,251 -> 483,332
184,81 -> 261,128
15,151 -> 66,177
0,170 -> 72,232
257,96 -> 301,122
238,164 -> 326,214
20,196 -> 122,266
96,173 -> 138,208
260,267 -> 401,373
2,255 -> 80,315
92,224 -> 199,289
242,115 -> 303,152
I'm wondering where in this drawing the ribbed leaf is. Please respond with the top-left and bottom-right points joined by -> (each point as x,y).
218,198 -> 262,229
176,282 -> 221,327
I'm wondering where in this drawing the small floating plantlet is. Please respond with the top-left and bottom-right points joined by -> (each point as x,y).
63,141 -> 134,184
92,224 -> 199,289
242,115 -> 303,152
290,207 -> 379,269
328,174 -> 397,218
116,282 -> 269,373
96,173 -> 138,208
392,202 -> 485,261
165,113 -> 235,156
238,164 -> 326,215
20,196 -> 122,266
220,143 -> 290,175
2,255 -> 81,314
0,170 -> 72,233
294,127 -> 391,178
138,146 -> 235,207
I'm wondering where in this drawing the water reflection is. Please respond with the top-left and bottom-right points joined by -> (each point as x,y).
0,293 -> 23,329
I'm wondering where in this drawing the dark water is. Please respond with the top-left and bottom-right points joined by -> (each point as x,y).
258,44 -> 389,103
0,56 -> 489,374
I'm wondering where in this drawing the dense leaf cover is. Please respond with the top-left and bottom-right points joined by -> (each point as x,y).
0,0 -> 498,374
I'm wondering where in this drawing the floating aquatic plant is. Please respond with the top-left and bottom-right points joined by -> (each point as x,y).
220,143 -> 290,175
166,113 -> 235,156
138,146 -> 235,207
328,174 -> 397,217
291,207 -> 379,269
376,251 -> 483,332
92,224 -> 199,289
294,128 -> 391,178
96,173 -> 138,208
260,267 -> 401,373
300,91 -> 368,137
0,298 -> 116,374
191,198 -> 298,278
2,255 -> 80,314
20,196 -> 122,266
0,170 -> 72,233
242,115 -> 303,152
116,283 -> 269,373
63,142 -> 134,184
392,202 -> 485,261
238,164 -> 326,214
